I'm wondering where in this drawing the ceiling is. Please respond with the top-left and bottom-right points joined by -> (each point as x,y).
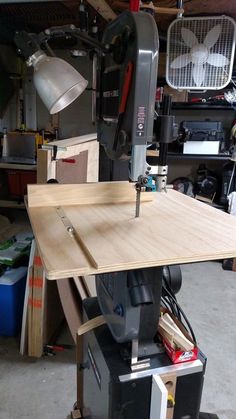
0,0 -> 235,43
108,1 -> 236,32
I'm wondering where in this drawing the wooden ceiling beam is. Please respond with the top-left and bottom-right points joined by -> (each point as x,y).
86,0 -> 117,21
111,1 -> 183,15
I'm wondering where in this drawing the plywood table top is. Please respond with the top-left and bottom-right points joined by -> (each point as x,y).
27,182 -> 236,279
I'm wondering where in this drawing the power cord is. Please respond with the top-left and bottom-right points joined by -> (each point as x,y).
162,282 -> 197,344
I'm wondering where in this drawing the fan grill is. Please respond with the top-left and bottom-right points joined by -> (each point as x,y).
166,16 -> 236,90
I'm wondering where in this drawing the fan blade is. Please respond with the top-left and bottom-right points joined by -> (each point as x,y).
192,64 -> 206,86
207,53 -> 229,67
181,28 -> 198,48
170,53 -> 191,69
204,25 -> 221,49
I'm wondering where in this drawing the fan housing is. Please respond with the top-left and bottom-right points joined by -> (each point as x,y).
166,16 -> 236,90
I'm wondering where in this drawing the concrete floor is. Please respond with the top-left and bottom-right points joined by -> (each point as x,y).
0,261 -> 236,419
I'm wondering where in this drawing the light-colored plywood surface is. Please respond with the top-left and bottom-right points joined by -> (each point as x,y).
28,182 -> 154,208
48,133 -> 97,148
27,206 -> 93,277
27,182 -> 236,279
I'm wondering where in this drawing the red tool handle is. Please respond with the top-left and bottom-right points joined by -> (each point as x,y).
130,0 -> 140,12
119,62 -> 133,114
45,345 -> 65,352
62,158 -> 76,164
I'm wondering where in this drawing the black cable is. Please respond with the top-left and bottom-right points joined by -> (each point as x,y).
164,296 -> 176,316
162,277 -> 181,320
162,284 -> 197,344
162,276 -> 182,320
161,297 -> 169,309
167,296 -> 178,318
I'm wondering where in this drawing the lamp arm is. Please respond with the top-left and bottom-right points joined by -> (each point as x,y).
14,31 -> 41,60
38,24 -> 110,54
15,25 -> 109,60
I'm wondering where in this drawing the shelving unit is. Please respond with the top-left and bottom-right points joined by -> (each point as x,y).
158,95 -> 236,206
168,153 -> 231,161
147,153 -> 231,166
0,162 -> 37,209
171,103 -> 235,111
0,163 -> 37,171
0,200 -> 26,208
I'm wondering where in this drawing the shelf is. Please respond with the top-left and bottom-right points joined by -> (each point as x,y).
171,103 -> 235,110
168,153 -> 231,161
0,163 -> 37,171
147,153 -> 231,163
0,200 -> 25,208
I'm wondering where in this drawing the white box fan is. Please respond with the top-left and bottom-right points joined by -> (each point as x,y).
166,15 -> 236,90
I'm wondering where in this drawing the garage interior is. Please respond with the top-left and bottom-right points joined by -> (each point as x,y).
0,1 -> 236,419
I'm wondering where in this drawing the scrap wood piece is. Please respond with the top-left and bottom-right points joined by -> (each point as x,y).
162,313 -> 186,335
81,276 -> 96,298
71,407 -> 90,418
74,276 -> 97,300
28,249 -> 46,357
20,240 -> 36,355
71,409 -> 82,419
73,277 -> 89,300
57,278 -> 83,343
159,317 -> 194,351
158,324 -> 176,349
77,315 -> 106,336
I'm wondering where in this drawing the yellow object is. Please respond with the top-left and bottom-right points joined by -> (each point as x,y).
167,394 -> 175,407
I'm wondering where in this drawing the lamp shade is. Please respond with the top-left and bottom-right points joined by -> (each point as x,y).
31,51 -> 88,114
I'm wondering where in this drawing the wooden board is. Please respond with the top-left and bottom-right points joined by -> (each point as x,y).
47,133 -> 97,149
28,248 -> 46,357
20,240 -> 36,355
27,182 -> 236,279
57,278 -> 83,343
81,276 -> 96,298
28,181 -> 154,208
37,134 -> 99,184
56,152 -> 88,184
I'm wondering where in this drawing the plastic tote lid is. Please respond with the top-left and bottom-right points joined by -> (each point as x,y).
0,267 -> 27,286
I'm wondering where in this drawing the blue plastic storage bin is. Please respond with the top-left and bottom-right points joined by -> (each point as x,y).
0,267 -> 27,336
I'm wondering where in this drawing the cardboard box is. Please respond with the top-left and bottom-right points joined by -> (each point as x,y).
159,308 -> 198,364
163,85 -> 188,102
162,337 -> 198,364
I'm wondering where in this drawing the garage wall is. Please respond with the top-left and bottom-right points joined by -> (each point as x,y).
0,45 -> 19,132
